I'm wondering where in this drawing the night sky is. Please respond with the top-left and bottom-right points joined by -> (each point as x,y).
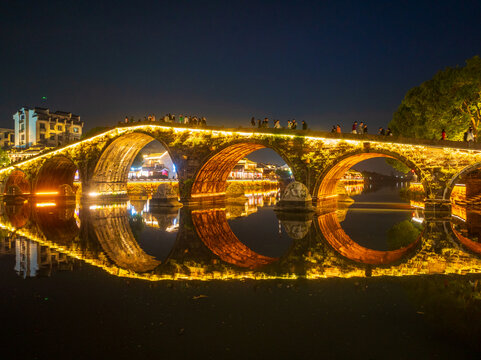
1,0 -> 480,166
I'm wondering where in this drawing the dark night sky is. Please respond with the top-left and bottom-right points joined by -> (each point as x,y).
1,0 -> 480,135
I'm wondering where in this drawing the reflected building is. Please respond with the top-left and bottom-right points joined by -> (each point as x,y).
14,237 -> 75,278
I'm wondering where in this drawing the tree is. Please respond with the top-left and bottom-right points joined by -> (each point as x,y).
0,149 -> 10,168
389,56 -> 481,140
81,126 -> 110,139
386,220 -> 422,250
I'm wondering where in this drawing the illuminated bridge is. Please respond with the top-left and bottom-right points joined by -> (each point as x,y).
2,122 -> 481,209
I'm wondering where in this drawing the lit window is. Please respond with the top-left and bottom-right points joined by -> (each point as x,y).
57,125 -> 62,131
50,123 -> 55,130
73,127 -> 79,133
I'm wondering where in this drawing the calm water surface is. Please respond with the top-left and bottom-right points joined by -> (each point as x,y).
1,184 -> 481,359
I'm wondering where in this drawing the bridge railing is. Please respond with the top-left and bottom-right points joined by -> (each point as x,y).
4,121 -> 481,168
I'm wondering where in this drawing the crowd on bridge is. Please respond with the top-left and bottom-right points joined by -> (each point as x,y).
329,121 -> 393,136
250,117 -> 308,130
123,114 -> 208,127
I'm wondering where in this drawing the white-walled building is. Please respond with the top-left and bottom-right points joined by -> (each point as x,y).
13,107 -> 83,148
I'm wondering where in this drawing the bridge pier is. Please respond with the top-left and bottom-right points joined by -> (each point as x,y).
424,198 -> 452,219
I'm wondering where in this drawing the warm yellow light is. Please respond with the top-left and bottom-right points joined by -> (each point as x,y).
142,151 -> 168,160
190,192 -> 226,198
36,202 -> 56,207
35,191 -> 59,196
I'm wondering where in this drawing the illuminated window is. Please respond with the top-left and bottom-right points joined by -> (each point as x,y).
57,125 -> 62,131
50,123 -> 55,130
73,127 -> 79,133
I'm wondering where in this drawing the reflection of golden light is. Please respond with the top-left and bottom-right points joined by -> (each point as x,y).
343,183 -> 364,196
35,191 -> 59,196
89,203 -> 128,210
410,200 -> 425,209
88,191 -> 127,197
191,192 -> 226,198
452,204 -> 467,222
35,202 -> 56,207
166,223 -> 179,232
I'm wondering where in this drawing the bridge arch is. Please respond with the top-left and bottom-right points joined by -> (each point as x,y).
88,131 -> 178,196
3,169 -> 31,196
316,212 -> 422,265
313,150 -> 429,201
34,155 -> 78,195
190,140 -> 299,199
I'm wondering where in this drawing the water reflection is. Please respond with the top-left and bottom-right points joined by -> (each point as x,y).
2,185 -> 481,280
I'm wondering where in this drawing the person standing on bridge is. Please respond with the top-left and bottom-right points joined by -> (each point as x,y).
336,124 -> 341,133
291,119 -> 297,129
358,122 -> 364,134
251,117 -> 256,127
302,120 -> 307,130
467,127 -> 475,143
441,129 -> 446,140
352,121 -> 357,134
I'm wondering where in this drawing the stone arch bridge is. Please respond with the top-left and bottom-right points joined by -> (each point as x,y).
1,123 -> 481,209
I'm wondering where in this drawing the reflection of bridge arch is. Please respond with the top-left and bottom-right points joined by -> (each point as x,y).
443,162 -> 481,201
33,205 -> 80,244
316,212 -> 421,265
191,141 -> 295,198
89,132 -> 177,195
314,150 -> 428,201
35,156 -> 78,194
450,225 -> 481,257
3,170 -> 31,195
84,206 -> 160,272
3,201 -> 31,228
191,209 -> 278,268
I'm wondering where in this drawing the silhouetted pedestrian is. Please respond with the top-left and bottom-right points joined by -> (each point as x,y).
352,121 -> 358,134
358,122 -> 364,134
251,117 -> 256,127
441,129 -> 446,140
302,121 -> 307,130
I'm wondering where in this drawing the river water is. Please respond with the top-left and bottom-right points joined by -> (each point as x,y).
1,183 -> 481,359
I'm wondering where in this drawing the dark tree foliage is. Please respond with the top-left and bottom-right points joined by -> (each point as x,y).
81,126 -> 110,139
0,149 -> 10,168
389,56 -> 481,141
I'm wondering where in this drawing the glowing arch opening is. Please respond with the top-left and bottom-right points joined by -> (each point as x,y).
90,132 -> 176,197
191,143 -> 292,199
4,170 -> 31,196
316,152 -> 425,201
35,156 -> 78,196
